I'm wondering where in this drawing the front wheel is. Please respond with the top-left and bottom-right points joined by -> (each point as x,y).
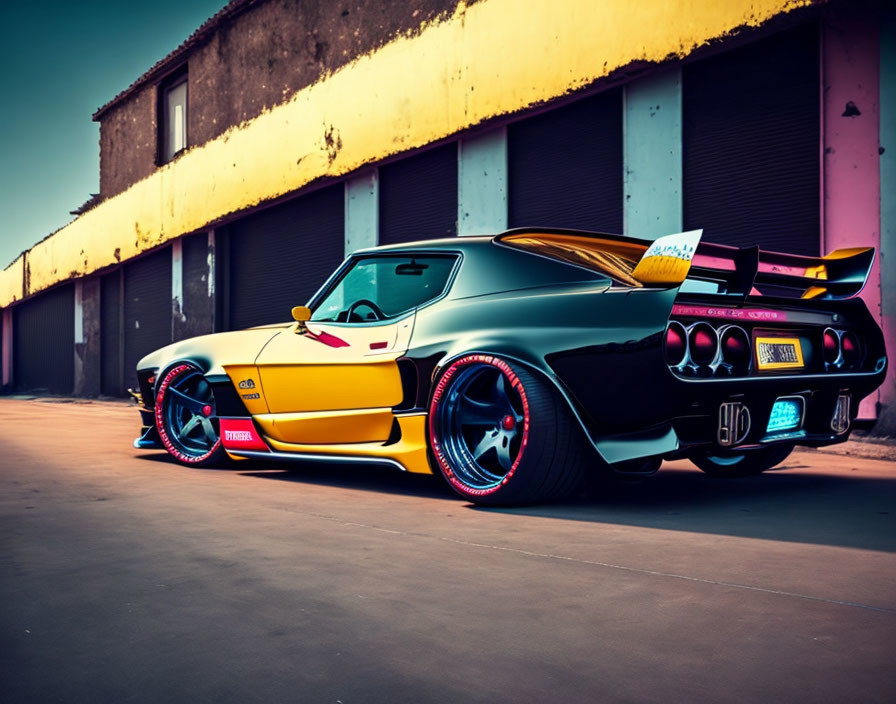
689,443 -> 795,477
154,363 -> 226,467
428,355 -> 586,506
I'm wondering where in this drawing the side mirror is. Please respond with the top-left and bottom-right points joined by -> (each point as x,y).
291,306 -> 311,333
291,306 -> 311,322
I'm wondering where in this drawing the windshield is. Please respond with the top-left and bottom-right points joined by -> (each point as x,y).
311,254 -> 458,323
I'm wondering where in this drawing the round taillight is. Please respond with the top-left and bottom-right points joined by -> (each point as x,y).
823,328 -> 840,364
720,326 -> 750,369
688,322 -> 718,366
841,331 -> 860,367
665,321 -> 687,366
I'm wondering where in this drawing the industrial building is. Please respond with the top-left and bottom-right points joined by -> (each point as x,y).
0,0 -> 893,433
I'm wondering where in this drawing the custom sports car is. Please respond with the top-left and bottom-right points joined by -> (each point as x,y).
134,228 -> 887,505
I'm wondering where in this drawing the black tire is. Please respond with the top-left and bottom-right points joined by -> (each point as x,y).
154,363 -> 226,467
689,443 -> 795,477
428,354 -> 587,506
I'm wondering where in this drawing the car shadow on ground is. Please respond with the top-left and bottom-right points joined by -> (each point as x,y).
137,451 -> 453,499
138,452 -> 896,552
482,462 -> 896,552
242,462 -> 454,500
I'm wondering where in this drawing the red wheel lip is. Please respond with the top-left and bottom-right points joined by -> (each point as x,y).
154,363 -> 221,464
428,354 -> 530,497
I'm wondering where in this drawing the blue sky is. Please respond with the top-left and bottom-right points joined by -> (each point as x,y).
0,1 -> 226,269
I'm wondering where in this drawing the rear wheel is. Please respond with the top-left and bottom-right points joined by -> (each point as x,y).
428,355 -> 586,505
689,443 -> 795,477
154,363 -> 225,467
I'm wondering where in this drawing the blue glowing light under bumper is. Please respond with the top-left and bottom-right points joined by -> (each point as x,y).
767,398 -> 803,433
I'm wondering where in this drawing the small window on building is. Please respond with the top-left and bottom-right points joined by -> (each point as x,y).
159,70 -> 187,163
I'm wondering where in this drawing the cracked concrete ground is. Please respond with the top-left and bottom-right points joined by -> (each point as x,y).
1,398 -> 894,703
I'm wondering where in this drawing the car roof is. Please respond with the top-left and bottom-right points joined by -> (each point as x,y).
351,228 -> 652,257
352,235 -> 494,256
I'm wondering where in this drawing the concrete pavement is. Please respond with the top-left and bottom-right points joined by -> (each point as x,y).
1,398 -> 894,703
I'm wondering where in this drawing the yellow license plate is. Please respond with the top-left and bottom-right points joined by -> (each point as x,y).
755,336 -> 804,370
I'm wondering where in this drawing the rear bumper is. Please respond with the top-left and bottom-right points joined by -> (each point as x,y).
555,353 -> 885,463
591,379 -> 873,464
669,384 -> 859,446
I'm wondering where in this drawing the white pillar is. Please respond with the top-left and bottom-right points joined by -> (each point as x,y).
623,68 -> 683,239
74,280 -> 84,346
207,230 -> 216,299
345,171 -> 379,255
458,127 -> 508,236
171,238 -> 184,334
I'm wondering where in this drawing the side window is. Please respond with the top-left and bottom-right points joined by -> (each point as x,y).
312,255 -> 457,323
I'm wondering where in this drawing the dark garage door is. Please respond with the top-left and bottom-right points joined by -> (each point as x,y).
379,143 -> 458,244
124,248 -> 172,392
227,184 -> 344,330
508,88 -> 623,233
100,269 -> 123,397
14,284 -> 74,394
683,24 -> 820,255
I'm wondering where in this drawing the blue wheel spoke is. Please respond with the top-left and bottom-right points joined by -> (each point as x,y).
472,432 -> 499,460
459,394 -> 503,426
177,415 -> 202,440
169,387 -> 206,414
199,418 -> 217,444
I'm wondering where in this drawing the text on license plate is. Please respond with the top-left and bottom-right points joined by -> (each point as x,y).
755,337 -> 804,370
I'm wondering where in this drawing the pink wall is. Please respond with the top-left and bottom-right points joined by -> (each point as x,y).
822,9 -> 882,419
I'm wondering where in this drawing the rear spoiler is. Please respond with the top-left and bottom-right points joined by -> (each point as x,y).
690,242 -> 875,300
633,230 -> 875,300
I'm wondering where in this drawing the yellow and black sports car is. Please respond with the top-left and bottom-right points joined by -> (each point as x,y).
134,228 -> 887,505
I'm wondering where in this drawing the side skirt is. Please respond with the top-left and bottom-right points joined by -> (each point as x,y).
225,449 -> 408,472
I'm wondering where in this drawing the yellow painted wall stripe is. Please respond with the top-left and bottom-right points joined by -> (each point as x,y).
0,0 -> 817,307
0,256 -> 24,305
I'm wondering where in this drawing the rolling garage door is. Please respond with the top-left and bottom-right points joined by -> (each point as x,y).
683,24 -> 820,255
100,269 -> 123,396
14,284 -> 75,394
379,143 -> 458,244
227,184 -> 344,330
124,247 -> 172,393
508,89 -> 623,233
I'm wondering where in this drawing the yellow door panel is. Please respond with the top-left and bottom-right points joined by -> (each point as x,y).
251,313 -> 415,444
258,361 -> 403,413
264,414 -> 432,474
253,408 -> 395,444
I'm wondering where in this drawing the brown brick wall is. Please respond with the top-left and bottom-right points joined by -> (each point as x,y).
97,0 -> 470,200
98,85 -> 158,199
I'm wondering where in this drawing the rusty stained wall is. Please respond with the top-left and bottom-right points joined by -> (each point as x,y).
99,87 -> 159,200
98,0 -> 472,199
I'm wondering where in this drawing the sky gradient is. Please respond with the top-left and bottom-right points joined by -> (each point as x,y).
0,0 -> 226,269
